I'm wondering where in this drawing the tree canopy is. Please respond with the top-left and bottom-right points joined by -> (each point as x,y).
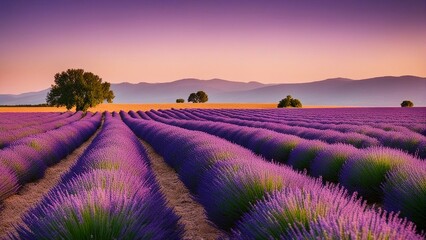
401,100 -> 414,107
188,91 -> 208,103
176,98 -> 185,103
46,69 -> 114,112
277,95 -> 302,108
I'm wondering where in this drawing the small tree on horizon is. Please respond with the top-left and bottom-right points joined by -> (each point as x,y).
401,100 -> 414,107
277,95 -> 302,108
46,69 -> 114,112
290,98 -> 302,108
188,93 -> 198,103
188,91 -> 208,103
176,98 -> 185,103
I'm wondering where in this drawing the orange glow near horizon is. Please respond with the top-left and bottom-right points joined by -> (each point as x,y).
0,1 -> 425,94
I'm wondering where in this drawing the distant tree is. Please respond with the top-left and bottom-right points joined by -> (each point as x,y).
401,100 -> 414,107
46,69 -> 114,112
188,93 -> 198,103
197,91 -> 208,103
176,98 -> 185,103
278,95 -> 302,108
278,95 -> 293,108
290,98 -> 303,108
188,91 -> 208,103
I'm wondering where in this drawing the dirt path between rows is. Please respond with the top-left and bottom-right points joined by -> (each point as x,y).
0,123 -> 103,238
140,140 -> 227,240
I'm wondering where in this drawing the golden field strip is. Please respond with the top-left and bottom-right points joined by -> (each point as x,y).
0,103 -> 344,112
0,103 -> 277,112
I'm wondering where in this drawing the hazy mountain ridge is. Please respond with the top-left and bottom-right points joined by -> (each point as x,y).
1,76 -> 425,106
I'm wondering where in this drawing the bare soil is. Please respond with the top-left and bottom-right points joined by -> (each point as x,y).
140,140 -> 227,240
0,124 -> 102,238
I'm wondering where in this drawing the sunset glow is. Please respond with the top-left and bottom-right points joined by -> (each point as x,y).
1,0 -> 425,94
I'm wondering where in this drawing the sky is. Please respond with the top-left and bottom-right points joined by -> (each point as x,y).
0,0 -> 425,94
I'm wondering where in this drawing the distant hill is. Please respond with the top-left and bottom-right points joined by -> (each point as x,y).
0,89 -> 50,105
220,76 -> 426,106
1,76 -> 425,106
111,78 -> 271,103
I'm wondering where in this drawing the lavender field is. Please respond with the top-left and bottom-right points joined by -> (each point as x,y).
0,108 -> 425,239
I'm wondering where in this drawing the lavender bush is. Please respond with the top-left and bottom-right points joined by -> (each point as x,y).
383,163 -> 426,231
310,143 -> 359,182
339,147 -> 420,202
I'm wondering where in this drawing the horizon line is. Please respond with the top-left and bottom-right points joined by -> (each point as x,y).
1,74 -> 424,95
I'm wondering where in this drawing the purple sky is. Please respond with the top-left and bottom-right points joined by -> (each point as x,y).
1,0 -> 425,94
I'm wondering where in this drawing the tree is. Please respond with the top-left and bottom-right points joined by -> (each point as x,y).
401,100 -> 414,107
188,91 -> 208,103
278,95 -> 293,108
46,69 -> 114,112
197,91 -> 208,103
176,98 -> 185,103
277,95 -> 302,108
290,98 -> 302,108
188,93 -> 198,103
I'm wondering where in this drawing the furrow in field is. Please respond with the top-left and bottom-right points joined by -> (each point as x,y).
140,140 -> 226,240
0,122 -> 103,237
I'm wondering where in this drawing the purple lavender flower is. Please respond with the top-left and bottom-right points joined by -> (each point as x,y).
383,163 -> 426,231
197,159 -> 314,230
287,140 -> 328,172
232,185 -> 365,239
286,209 -> 422,240
339,147 -> 419,202
13,188 -> 182,240
0,163 -> 19,202
310,143 -> 359,182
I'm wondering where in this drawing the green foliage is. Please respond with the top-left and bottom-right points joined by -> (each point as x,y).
401,100 -> 414,107
176,98 -> 185,103
339,148 -> 409,203
290,98 -> 302,108
188,90 -> 208,103
278,95 -> 292,108
46,69 -> 114,112
277,95 -> 302,108
188,93 -> 197,103
383,165 -> 426,231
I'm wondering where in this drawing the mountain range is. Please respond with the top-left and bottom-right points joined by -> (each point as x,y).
1,76 -> 425,106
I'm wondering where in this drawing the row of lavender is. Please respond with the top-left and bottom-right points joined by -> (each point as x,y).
223,108 -> 426,126
139,110 -> 426,230
122,112 -> 423,239
0,112 -> 101,206
205,108 -> 426,135
209,108 -> 426,144
0,111 -> 84,148
167,109 -> 426,158
10,112 -> 183,239
191,108 -> 426,142
0,112 -> 62,130
158,109 -> 380,148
